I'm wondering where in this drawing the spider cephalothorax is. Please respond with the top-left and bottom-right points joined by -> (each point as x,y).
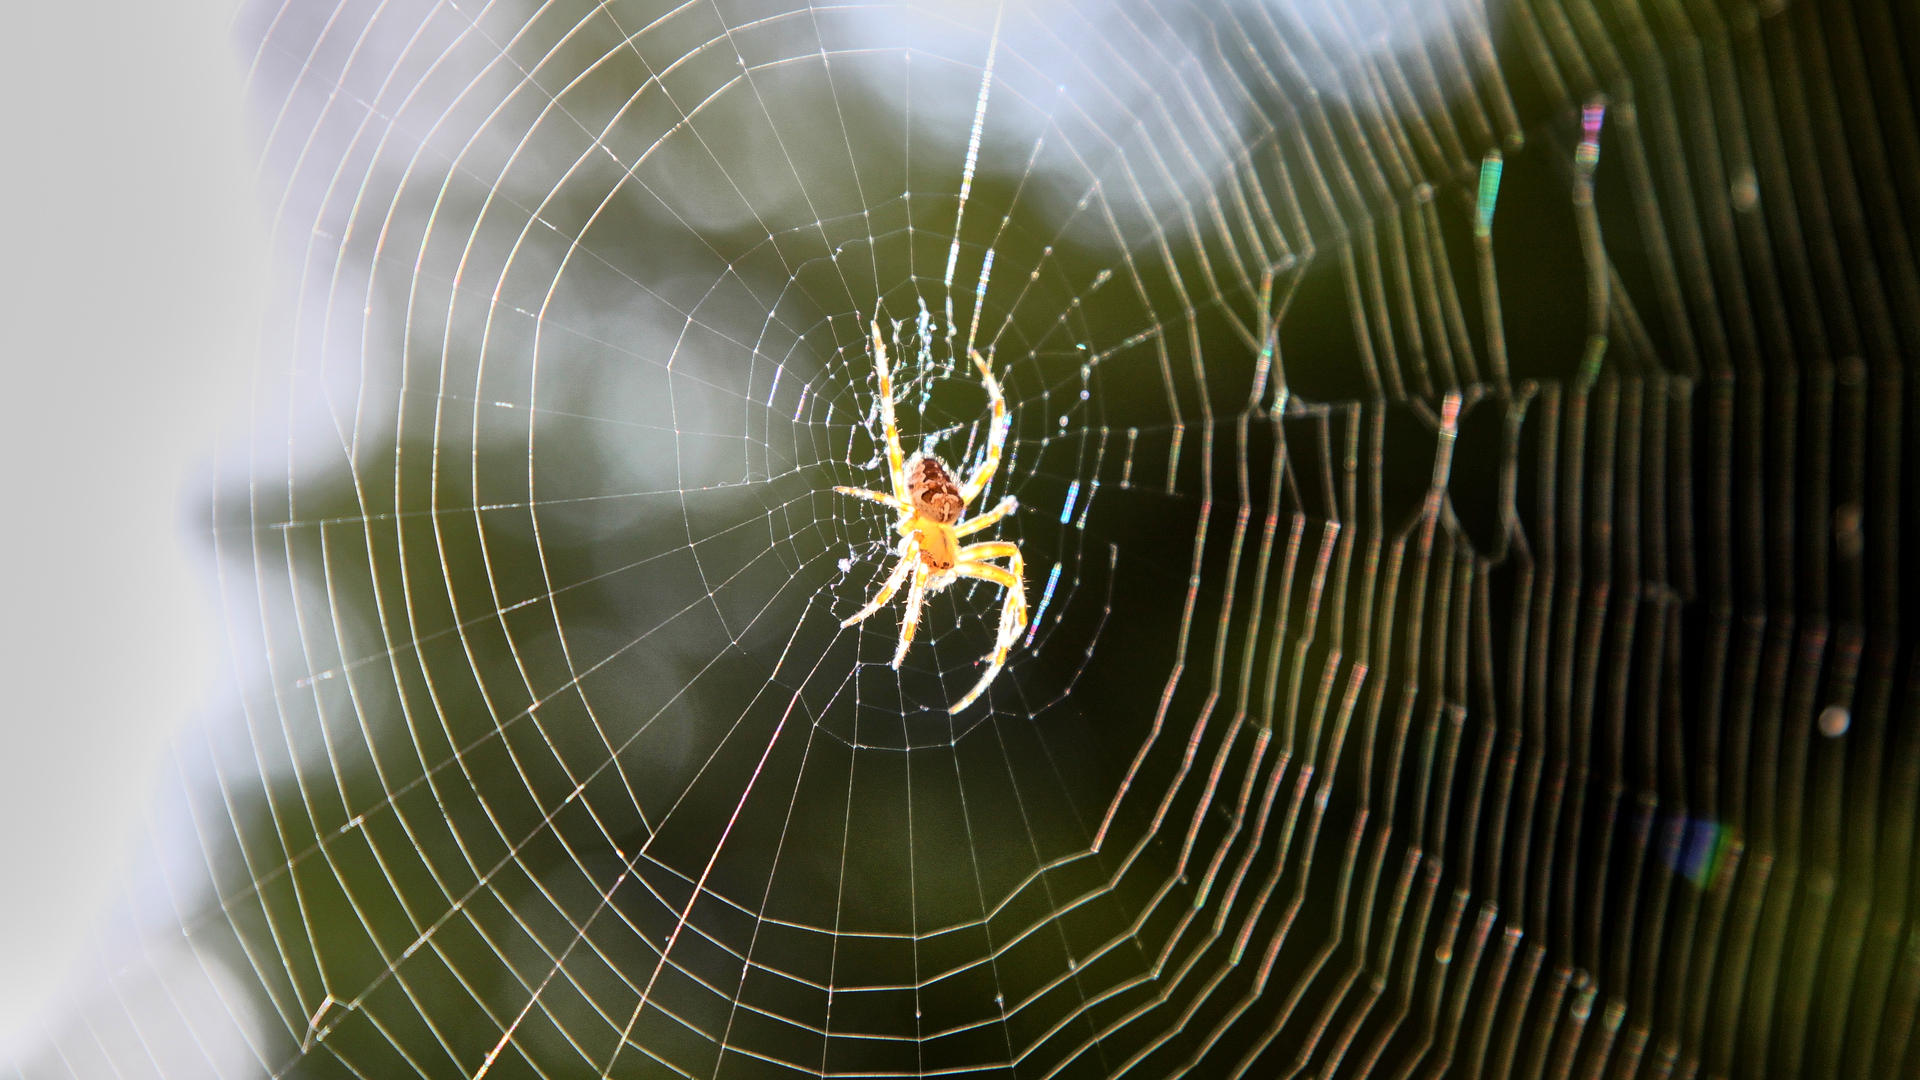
833,319 -> 1025,713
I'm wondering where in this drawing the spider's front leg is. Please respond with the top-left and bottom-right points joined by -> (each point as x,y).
870,320 -> 911,506
959,350 -> 1010,505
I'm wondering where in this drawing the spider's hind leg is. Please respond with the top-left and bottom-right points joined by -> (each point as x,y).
893,563 -> 930,668
955,544 -> 1027,630
841,536 -> 917,628
946,548 -> 1027,713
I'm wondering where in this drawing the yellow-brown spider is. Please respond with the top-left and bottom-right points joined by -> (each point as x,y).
835,320 -> 1025,713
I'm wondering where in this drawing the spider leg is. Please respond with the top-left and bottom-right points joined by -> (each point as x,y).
954,545 -> 1027,631
893,561 -> 930,668
953,495 -> 1018,538
956,540 -> 1022,565
959,350 -> 1009,505
841,536 -> 917,628
834,485 -> 912,513
871,319 -> 911,505
946,546 -> 1027,713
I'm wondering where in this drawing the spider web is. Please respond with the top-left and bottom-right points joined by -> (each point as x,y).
12,0 -> 1920,1078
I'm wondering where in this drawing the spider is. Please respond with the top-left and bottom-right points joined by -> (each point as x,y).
835,319 -> 1026,714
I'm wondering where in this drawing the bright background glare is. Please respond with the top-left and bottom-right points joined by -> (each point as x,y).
0,0 -> 264,1045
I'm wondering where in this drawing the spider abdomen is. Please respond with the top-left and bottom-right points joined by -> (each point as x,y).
906,455 -> 963,524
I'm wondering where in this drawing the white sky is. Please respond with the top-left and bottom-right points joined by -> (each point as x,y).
0,0 -> 264,1045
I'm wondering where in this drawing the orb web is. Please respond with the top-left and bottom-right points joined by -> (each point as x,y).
11,1 -> 1920,1079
